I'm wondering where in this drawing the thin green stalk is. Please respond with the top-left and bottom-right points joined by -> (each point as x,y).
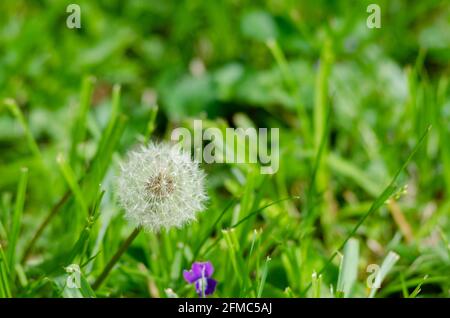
257,256 -> 271,298
0,244 -> 12,298
56,153 -> 89,216
368,251 -> 400,298
145,105 -> 159,143
314,39 -> 333,153
301,125 -> 430,296
21,191 -> 70,263
199,196 -> 300,258
336,238 -> 359,298
70,76 -> 96,166
241,229 -> 259,297
21,90 -> 126,263
193,198 -> 237,259
313,39 -> 334,236
8,167 -> 28,278
311,272 -> 322,298
92,227 -> 142,290
230,196 -> 300,229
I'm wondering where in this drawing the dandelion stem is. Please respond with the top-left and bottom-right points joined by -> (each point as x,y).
92,227 -> 142,290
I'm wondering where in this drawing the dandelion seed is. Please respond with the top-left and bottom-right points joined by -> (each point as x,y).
183,261 -> 217,297
94,142 -> 208,290
117,142 -> 208,232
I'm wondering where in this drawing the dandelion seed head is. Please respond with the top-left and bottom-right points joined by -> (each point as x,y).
117,142 -> 208,232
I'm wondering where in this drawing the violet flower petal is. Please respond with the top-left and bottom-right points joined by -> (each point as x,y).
194,279 -> 204,297
202,261 -> 214,277
192,261 -> 214,278
191,263 -> 203,279
204,278 -> 217,295
183,269 -> 198,284
194,278 -> 217,297
185,261 -> 217,297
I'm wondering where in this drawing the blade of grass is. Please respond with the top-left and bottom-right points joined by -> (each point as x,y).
67,191 -> 104,264
61,265 -> 96,298
311,272 -> 322,298
2,99 -> 42,161
408,275 -> 428,298
92,227 -> 141,290
78,274 -> 96,298
336,238 -> 359,298
301,125 -> 431,295
266,39 -> 311,145
0,244 -> 12,298
369,251 -> 400,298
241,229 -> 259,297
222,229 -> 244,288
257,256 -> 271,298
21,191 -> 70,263
313,39 -> 334,236
81,115 -> 127,207
7,167 -> 28,279
230,196 -> 300,229
145,104 -> 159,142
314,38 -> 333,153
70,76 -> 96,166
193,198 -> 237,259
21,94 -> 126,263
302,104 -> 332,225
328,153 -> 382,197
200,196 -> 300,258
400,273 -> 409,298
56,154 -> 88,216
92,84 -> 121,164
379,275 -> 447,296
436,77 -> 450,195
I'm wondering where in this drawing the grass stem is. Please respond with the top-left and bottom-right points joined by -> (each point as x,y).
21,191 -> 70,263
92,227 -> 141,290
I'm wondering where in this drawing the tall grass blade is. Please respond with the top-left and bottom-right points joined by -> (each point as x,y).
70,76 -> 96,166
257,256 -> 271,298
2,99 -> 42,161
336,238 -> 359,298
301,125 -> 431,295
369,251 -> 400,298
7,167 -> 28,279
0,244 -> 12,298
57,154 -> 88,216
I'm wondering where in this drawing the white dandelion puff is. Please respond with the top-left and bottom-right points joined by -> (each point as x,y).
117,142 -> 208,232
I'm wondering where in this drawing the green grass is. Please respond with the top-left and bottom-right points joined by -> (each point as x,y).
0,0 -> 449,298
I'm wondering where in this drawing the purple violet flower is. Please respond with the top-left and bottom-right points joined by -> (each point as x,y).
183,261 -> 217,297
